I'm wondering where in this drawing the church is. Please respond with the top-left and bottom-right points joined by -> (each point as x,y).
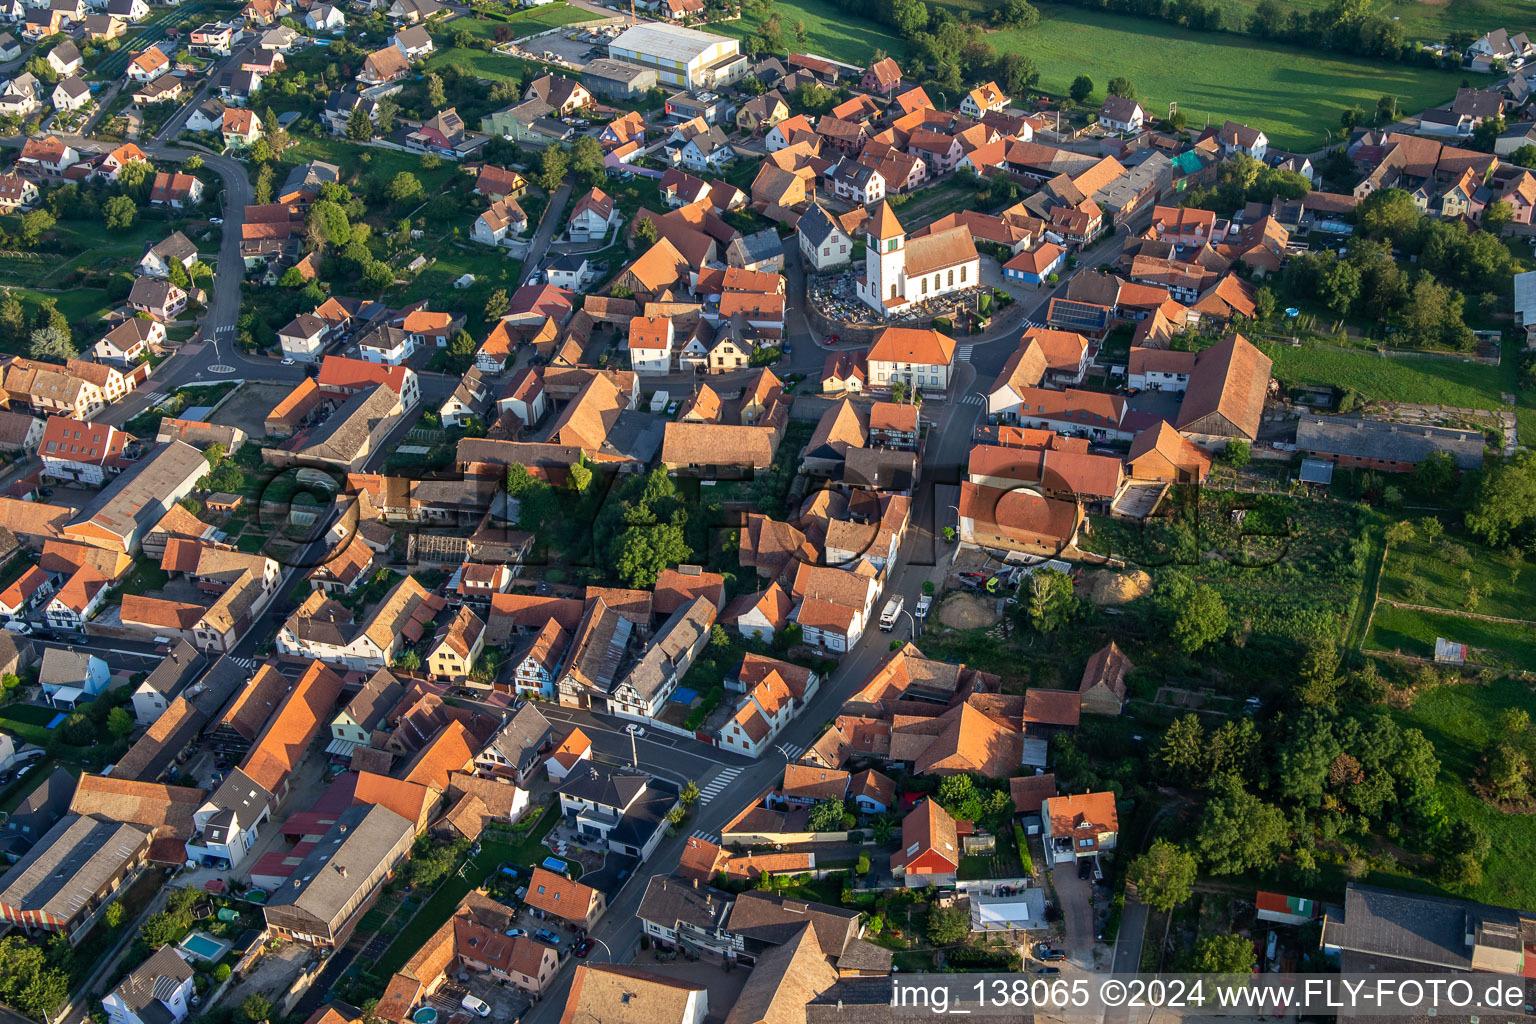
856,200 -> 981,315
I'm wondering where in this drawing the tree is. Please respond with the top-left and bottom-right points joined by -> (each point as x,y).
103,901 -> 125,928
107,706 -> 134,739
995,53 -> 1039,97
1158,573 -> 1228,653
308,199 -> 352,248
1158,713 -> 1205,784
18,209 -> 54,246
1466,451 -> 1536,546
376,98 -> 397,135
1486,742 -> 1531,803
890,0 -> 927,37
1127,840 -> 1197,913
1411,450 -> 1455,495
613,512 -> 691,588
1106,76 -> 1136,100
537,145 -> 568,191
806,799 -> 844,832
682,780 -> 700,804
102,194 -> 136,231
1194,779 -> 1287,874
362,259 -> 395,293
506,463 -> 535,496
1483,198 -> 1513,235
243,994 -> 274,1024
387,171 -> 423,205
635,215 -> 659,246
254,162 -> 275,205
28,325 -> 76,362
1221,439 -> 1251,468
139,911 -> 184,947
425,71 -> 447,108
394,649 -> 422,672
1514,143 -> 1536,169
346,103 -> 374,140
484,288 -> 509,321
568,459 -> 593,494
1069,74 -> 1094,103
925,904 -> 970,945
1253,285 -> 1277,321
569,134 -> 605,187
1190,933 -> 1256,975
1026,567 -> 1076,631
1356,187 -> 1419,242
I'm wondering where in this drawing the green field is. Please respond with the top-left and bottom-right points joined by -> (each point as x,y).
447,3 -> 602,40
1260,341 -> 1513,412
1379,534 -> 1536,623
986,5 -> 1466,149
1394,678 -> 1536,909
736,1 -> 1465,148
712,0 -> 912,63
1366,604 -> 1536,670
933,0 -> 1536,43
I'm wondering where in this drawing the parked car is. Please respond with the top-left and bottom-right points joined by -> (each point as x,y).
574,938 -> 594,957
505,928 -> 528,938
1036,967 -> 1061,975
2,622 -> 31,635
535,928 -> 561,946
1077,859 -> 1093,880
461,996 -> 491,1018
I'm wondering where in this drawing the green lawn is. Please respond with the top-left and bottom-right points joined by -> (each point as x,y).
711,0 -> 912,63
388,237 -> 524,332
280,137 -> 461,197
1365,604 -> 1536,670
1393,678 -> 1536,909
1378,534 -> 1536,623
739,0 -> 1465,148
1260,342 -> 1511,412
424,45 -> 547,83
993,5 -> 1466,149
448,3 -> 602,39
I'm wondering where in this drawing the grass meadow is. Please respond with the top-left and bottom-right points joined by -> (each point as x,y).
733,0 -> 1467,148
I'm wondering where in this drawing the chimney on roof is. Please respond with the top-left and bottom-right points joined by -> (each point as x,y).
336,864 -> 347,878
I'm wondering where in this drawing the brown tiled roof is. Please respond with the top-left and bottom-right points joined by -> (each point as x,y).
1023,687 -> 1081,727
781,764 -> 849,802
891,797 -> 959,872
1174,332 -> 1271,439
558,965 -> 705,1024
867,326 -> 955,366
525,866 -> 599,924
69,774 -> 205,839
241,660 -> 345,793
217,662 -> 289,741
1009,772 -> 1058,814
401,719 -> 475,792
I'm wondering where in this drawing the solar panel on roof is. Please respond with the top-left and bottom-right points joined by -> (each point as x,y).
1047,299 -> 1110,331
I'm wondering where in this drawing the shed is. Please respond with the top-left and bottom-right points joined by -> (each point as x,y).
1256,891 -> 1316,926
1434,638 -> 1466,665
454,273 -> 476,289
969,890 -> 1047,933
1298,457 -> 1333,486
649,390 -> 670,414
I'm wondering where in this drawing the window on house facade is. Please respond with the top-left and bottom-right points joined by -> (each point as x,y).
947,269 -> 954,286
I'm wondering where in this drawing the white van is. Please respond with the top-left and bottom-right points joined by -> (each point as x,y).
879,596 -> 904,632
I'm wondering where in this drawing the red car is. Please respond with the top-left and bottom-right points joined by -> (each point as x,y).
573,938 -> 594,958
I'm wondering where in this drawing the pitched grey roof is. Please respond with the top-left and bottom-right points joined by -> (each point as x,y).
725,890 -> 861,957
796,203 -> 841,249
141,641 -> 205,697
68,440 -> 207,547
263,803 -> 413,930
39,647 -> 100,687
486,702 -> 554,772
557,762 -> 647,811
1294,415 -> 1484,470
1322,883 -> 1521,970
619,595 -> 714,706
638,874 -> 732,932
110,945 -> 194,1024
0,814 -> 149,922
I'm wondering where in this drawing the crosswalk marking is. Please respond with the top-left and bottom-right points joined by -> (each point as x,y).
960,393 -> 987,407
696,766 -> 742,802
228,656 -> 256,670
956,344 -> 975,361
141,392 -> 166,405
690,828 -> 721,844
775,741 -> 808,762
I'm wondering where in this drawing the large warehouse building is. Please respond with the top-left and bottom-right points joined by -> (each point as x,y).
607,22 -> 747,90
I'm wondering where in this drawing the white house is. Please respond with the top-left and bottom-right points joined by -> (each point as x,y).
39,647 -> 109,709
797,202 -> 853,271
866,324 -> 956,394
274,577 -> 428,672
93,318 -> 163,364
679,126 -> 732,172
544,253 -> 591,291
1217,119 -> 1268,162
44,567 -> 110,632
51,76 -> 91,112
102,947 -> 194,1024
627,315 -> 674,374
791,565 -> 877,653
278,313 -> 328,363
959,80 -> 1006,118
606,598 -> 714,721
184,772 -> 271,870
1098,95 -> 1144,134
305,3 -> 344,30
567,187 -> 619,242
45,42 -> 82,76
472,197 -> 526,247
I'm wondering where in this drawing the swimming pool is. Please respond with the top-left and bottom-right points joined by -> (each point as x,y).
412,1009 -> 438,1024
179,931 -> 233,962
669,687 -> 698,705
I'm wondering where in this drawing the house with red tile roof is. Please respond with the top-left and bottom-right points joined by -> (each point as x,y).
240,660 -> 345,802
524,866 -> 606,929
890,798 -> 960,885
1043,791 -> 1118,862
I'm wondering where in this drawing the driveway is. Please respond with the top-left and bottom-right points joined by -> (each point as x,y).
1048,859 -> 1097,966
